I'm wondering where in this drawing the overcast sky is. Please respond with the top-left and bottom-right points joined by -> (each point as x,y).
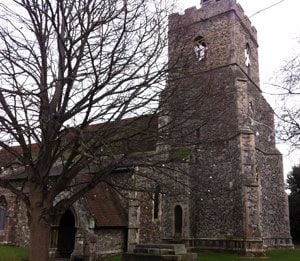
176,0 -> 300,175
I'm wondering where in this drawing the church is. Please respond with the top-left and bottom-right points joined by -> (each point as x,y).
0,0 -> 293,260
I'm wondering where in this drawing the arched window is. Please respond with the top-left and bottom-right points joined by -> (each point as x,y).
245,43 -> 251,67
0,196 -> 7,231
174,205 -> 183,236
194,36 -> 207,61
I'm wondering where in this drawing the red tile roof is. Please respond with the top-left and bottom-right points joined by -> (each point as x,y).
86,182 -> 128,227
0,114 -> 158,169
0,144 -> 39,168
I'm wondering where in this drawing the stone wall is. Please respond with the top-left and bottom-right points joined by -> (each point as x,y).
85,228 -> 126,259
139,192 -> 161,243
189,138 -> 243,239
0,188 -> 30,247
127,172 -> 165,245
160,169 -> 190,239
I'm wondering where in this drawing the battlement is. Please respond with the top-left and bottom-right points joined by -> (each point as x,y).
170,0 -> 257,42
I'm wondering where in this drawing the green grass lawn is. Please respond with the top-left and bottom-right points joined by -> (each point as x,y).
198,249 -> 300,260
105,249 -> 300,261
1,246 -> 300,261
0,246 -> 28,261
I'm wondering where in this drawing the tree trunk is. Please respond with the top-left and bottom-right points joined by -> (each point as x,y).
29,208 -> 51,261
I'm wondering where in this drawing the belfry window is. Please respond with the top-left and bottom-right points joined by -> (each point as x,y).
0,196 -> 7,231
194,36 -> 207,61
245,43 -> 251,67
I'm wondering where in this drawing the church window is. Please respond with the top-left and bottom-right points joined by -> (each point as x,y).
194,36 -> 207,61
0,196 -> 7,231
196,128 -> 200,139
174,205 -> 183,236
256,167 -> 261,184
245,43 -> 251,67
153,185 -> 160,220
249,100 -> 254,113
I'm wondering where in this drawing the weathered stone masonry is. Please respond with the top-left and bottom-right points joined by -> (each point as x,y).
158,0 -> 292,255
0,0 -> 293,259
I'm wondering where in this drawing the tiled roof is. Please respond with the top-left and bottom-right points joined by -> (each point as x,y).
0,114 -> 158,169
80,114 -> 158,154
0,144 -> 39,168
85,182 -> 128,227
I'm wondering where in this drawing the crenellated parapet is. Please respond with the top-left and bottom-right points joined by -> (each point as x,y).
170,0 -> 257,44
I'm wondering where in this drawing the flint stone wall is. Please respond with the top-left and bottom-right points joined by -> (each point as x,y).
0,187 -> 30,247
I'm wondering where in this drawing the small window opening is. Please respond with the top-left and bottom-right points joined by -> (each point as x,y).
256,167 -> 261,183
249,100 -> 254,113
196,128 -> 200,139
175,174 -> 179,185
153,185 -> 160,220
194,36 -> 207,61
245,43 -> 251,67
0,196 -> 7,231
268,135 -> 272,142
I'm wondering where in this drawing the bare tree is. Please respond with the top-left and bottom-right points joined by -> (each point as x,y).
272,53 -> 300,149
0,0 -> 172,260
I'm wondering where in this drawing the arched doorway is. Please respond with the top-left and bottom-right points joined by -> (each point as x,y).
57,210 -> 76,258
174,205 -> 183,237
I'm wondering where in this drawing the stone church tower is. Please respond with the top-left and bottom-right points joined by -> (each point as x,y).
159,0 -> 293,255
